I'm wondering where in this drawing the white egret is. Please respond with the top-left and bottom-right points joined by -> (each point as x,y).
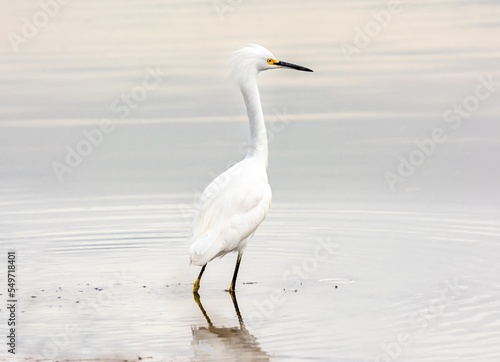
190,44 -> 312,293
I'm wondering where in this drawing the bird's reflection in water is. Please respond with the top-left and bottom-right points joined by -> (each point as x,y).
191,292 -> 270,361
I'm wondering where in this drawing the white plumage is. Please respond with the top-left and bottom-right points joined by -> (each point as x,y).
190,44 -> 312,293
190,158 -> 272,266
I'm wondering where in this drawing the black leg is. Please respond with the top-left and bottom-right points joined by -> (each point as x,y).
193,264 -> 206,293
228,251 -> 243,293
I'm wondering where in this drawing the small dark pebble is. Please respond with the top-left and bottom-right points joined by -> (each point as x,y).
143,286 -> 146,288
31,296 -> 37,298
58,297 -> 61,299
76,301 -> 79,303
335,286 -> 338,289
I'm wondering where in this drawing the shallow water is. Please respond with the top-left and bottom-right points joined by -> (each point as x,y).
1,191 -> 500,361
1,0 -> 500,361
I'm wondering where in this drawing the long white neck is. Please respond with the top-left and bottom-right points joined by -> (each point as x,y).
241,77 -> 268,167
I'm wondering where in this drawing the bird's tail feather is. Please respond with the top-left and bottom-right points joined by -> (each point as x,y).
189,232 -> 226,266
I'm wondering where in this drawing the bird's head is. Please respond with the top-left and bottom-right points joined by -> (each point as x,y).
229,44 -> 312,85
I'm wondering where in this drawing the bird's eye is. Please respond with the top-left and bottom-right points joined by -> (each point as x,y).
267,58 -> 274,65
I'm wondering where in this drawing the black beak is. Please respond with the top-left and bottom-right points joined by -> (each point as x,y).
276,60 -> 313,72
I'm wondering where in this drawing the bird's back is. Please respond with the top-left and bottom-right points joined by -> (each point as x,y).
189,158 -> 271,266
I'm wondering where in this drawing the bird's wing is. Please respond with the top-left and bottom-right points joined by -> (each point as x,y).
189,166 -> 271,266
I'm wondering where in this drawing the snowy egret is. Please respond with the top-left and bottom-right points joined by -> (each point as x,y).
190,44 -> 312,293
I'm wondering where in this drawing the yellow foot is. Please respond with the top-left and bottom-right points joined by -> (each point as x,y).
226,284 -> 235,293
193,279 -> 201,293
